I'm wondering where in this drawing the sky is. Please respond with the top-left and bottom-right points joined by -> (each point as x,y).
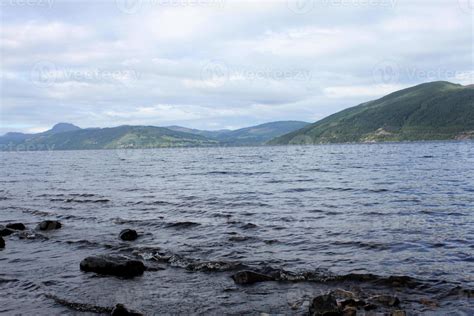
0,0 -> 473,134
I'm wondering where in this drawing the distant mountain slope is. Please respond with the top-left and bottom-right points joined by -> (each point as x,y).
269,82 -> 474,145
165,126 -> 231,139
166,121 -> 310,145
0,125 -> 217,150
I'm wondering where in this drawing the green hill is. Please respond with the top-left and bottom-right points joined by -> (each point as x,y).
167,121 -> 309,145
268,81 -> 474,145
0,125 -> 218,151
0,121 -> 309,151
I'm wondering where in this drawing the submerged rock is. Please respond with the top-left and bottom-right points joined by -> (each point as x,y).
80,255 -> 146,278
119,229 -> 138,241
0,227 -> 14,237
231,270 -> 273,285
6,223 -> 26,231
37,220 -> 62,231
309,293 -> 341,316
0,236 -> 4,249
368,294 -> 400,307
111,303 -> 143,316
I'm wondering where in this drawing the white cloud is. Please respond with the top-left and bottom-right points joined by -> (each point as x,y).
0,0 -> 472,133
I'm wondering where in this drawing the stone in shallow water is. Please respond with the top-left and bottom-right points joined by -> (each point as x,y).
80,255 -> 146,278
368,294 -> 400,307
119,229 -> 138,241
0,227 -> 14,237
111,303 -> 143,316
0,236 -> 5,249
231,270 -> 273,285
37,220 -> 62,231
309,293 -> 341,316
6,223 -> 26,231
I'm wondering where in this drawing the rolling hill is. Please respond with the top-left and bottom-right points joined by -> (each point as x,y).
0,125 -> 218,150
0,121 -> 309,150
268,81 -> 474,145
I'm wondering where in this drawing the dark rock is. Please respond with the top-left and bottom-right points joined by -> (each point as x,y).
119,229 -> 138,241
231,270 -> 273,285
111,303 -> 143,316
0,227 -> 14,237
342,306 -> 357,316
363,303 -> 377,311
6,223 -> 26,230
339,298 -> 366,308
0,236 -> 4,249
309,293 -> 341,316
37,220 -> 62,231
80,255 -> 146,278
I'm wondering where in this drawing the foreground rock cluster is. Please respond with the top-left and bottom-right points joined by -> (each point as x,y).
309,290 -> 404,316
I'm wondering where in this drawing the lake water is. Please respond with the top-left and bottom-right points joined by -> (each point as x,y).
1,142 -> 473,314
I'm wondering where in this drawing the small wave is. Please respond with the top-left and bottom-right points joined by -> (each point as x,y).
165,221 -> 201,229
45,294 -> 112,314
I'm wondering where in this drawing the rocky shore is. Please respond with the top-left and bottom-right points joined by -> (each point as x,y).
1,220 -> 471,315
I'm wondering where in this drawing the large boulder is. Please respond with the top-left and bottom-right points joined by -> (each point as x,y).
6,223 -> 26,231
231,270 -> 273,285
309,293 -> 341,316
0,236 -> 4,249
111,303 -> 143,316
0,227 -> 14,237
119,229 -> 138,241
80,255 -> 146,278
37,220 -> 62,231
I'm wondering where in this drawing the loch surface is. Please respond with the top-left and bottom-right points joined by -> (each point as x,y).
1,142 -> 473,314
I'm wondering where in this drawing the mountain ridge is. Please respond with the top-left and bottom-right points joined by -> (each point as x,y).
0,121 -> 309,150
268,81 -> 474,145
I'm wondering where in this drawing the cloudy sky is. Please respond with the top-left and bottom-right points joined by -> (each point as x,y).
0,0 -> 473,134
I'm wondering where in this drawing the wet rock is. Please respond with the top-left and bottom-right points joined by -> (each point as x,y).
111,303 -> 143,316
391,311 -> 406,316
0,227 -> 14,237
309,293 -> 341,316
0,236 -> 5,249
338,298 -> 366,309
368,294 -> 400,307
419,298 -> 439,308
342,306 -> 357,316
80,255 -> 146,278
37,220 -> 62,231
363,303 -> 377,311
6,223 -> 26,230
331,289 -> 356,300
231,270 -> 273,285
119,229 -> 138,241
